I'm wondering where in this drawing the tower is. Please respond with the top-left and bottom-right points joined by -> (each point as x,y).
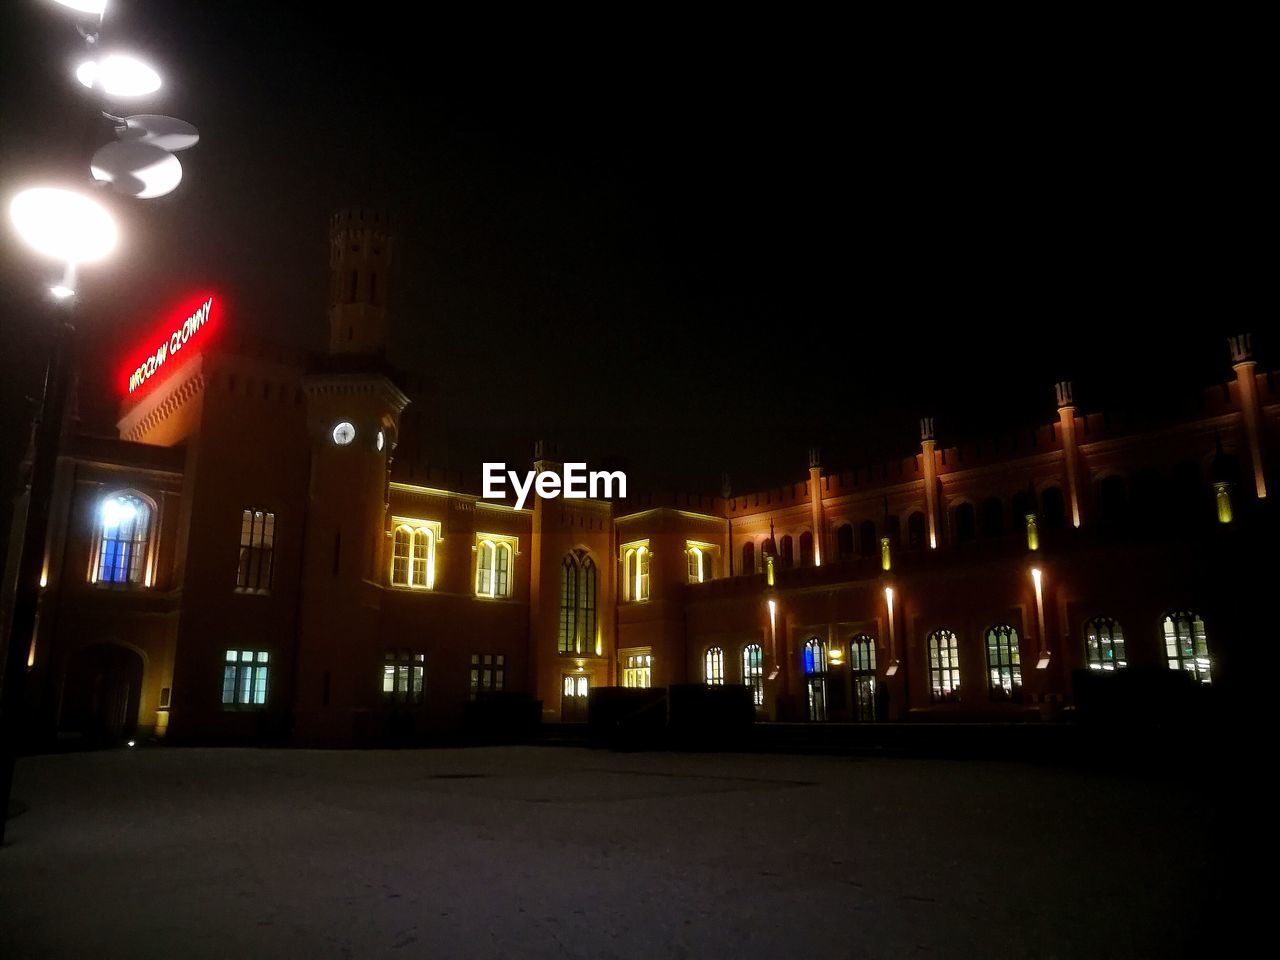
328,208 -> 392,356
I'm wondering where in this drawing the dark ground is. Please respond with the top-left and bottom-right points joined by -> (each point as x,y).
0,746 -> 1233,958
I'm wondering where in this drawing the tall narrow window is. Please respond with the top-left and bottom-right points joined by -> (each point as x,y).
836,524 -> 854,560
222,650 -> 268,706
742,541 -> 755,575
1163,610 -> 1211,684
95,492 -> 153,586
953,503 -> 976,543
382,652 -> 425,704
1084,617 -> 1126,670
705,646 -> 724,684
985,624 -> 1022,700
803,637 -> 827,720
687,546 -> 704,583
391,527 -> 411,585
928,629 -> 960,702
742,643 -> 764,706
780,535 -> 794,569
236,509 -> 275,592
476,540 -> 494,596
494,541 -> 511,597
411,529 -> 432,587
850,634 -> 877,721
907,512 -> 926,549
623,544 -> 650,601
558,550 -> 596,654
799,531 -> 814,567
859,520 -> 877,558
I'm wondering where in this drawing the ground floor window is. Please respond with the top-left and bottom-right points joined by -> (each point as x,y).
928,629 -> 960,703
742,643 -> 764,706
705,646 -> 724,684
622,653 -> 652,688
1085,617 -> 1126,670
1163,611 -> 1211,684
222,650 -> 268,706
469,654 -> 505,699
804,637 -> 827,721
985,624 -> 1022,700
383,652 -> 425,705
850,634 -> 876,721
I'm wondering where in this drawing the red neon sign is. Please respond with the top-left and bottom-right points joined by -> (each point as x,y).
120,293 -> 219,397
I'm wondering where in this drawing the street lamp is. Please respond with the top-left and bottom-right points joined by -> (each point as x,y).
2,1 -> 196,845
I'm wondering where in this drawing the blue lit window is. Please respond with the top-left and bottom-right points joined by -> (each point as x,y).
95,493 -> 152,586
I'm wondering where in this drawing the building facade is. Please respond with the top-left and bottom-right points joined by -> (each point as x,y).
4,212 -> 1275,744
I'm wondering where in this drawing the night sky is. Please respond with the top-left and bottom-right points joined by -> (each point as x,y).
0,3 -> 1268,557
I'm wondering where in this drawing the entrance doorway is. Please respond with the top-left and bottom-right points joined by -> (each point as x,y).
561,674 -> 589,722
61,643 -> 144,744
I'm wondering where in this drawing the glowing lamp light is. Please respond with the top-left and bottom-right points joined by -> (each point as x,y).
50,284 -> 76,300
101,497 -> 137,529
1025,513 -> 1040,551
880,536 -> 892,572
76,54 -> 161,98
127,740 -> 136,748
1214,482 -> 1233,524
10,187 -> 117,263
51,0 -> 108,13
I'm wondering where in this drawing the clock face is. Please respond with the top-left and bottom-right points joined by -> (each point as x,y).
376,430 -> 385,452
332,421 -> 356,446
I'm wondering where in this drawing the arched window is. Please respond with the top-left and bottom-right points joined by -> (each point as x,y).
835,524 -> 854,560
624,545 -> 650,601
705,646 -> 724,684
741,541 -> 756,575
1041,486 -> 1066,530
953,503 -> 976,543
687,546 -> 704,583
1162,610 -> 1211,684
859,520 -> 877,558
798,531 -> 814,567
985,624 -> 1022,700
1011,491 -> 1032,524
94,492 -> 153,586
1084,616 -> 1126,671
980,497 -> 1004,537
1098,475 -> 1127,530
850,634 -> 877,722
558,550 -> 599,655
742,643 -> 764,706
927,629 -> 960,703
390,524 -> 435,588
475,539 -> 514,598
779,535 -> 794,569
803,637 -> 827,721
907,512 -> 926,550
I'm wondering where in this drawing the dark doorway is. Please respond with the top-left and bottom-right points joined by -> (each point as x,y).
61,643 -> 144,744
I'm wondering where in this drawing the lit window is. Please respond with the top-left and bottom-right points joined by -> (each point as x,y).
469,653 -> 505,699
622,654 -> 652,688
1084,617 -> 1126,671
390,520 -> 438,588
687,546 -> 704,584
236,509 -> 275,592
383,651 -> 425,705
94,492 -> 152,586
623,543 -> 650,601
850,634 -> 877,721
1163,610 -> 1211,684
475,535 -> 516,598
928,629 -> 960,703
222,650 -> 268,706
558,550 -> 598,655
705,646 -> 724,684
985,624 -> 1022,700
742,644 -> 764,706
803,637 -> 827,721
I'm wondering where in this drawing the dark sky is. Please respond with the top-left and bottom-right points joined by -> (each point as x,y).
0,2 -> 1270,554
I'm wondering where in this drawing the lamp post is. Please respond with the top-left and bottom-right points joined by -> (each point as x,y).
2,0 -> 196,843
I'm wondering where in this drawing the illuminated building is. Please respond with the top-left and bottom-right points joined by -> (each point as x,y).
5,212 -> 1274,743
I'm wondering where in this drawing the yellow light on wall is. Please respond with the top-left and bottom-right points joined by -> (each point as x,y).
883,586 -> 899,675
1214,482 -> 1234,524
1025,513 -> 1040,551
829,647 -> 844,665
765,554 -> 775,587
1031,567 -> 1050,669
880,536 -> 891,572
